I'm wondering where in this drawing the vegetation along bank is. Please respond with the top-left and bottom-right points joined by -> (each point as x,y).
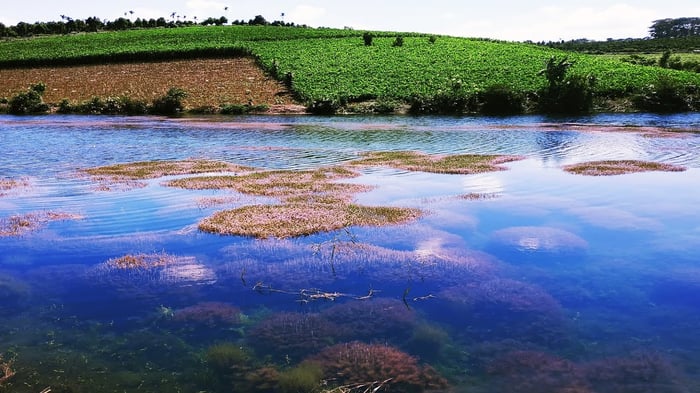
1,19 -> 700,115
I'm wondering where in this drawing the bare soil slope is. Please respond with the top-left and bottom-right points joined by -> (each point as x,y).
1,58 -> 302,111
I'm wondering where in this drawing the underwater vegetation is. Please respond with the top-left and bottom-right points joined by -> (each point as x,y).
305,341 -> 449,393
562,160 -> 686,176
248,311 -> 342,361
320,298 -> 417,342
348,150 -> 524,174
172,301 -> 242,327
486,349 -> 685,393
437,278 -> 569,345
0,354 -> 16,387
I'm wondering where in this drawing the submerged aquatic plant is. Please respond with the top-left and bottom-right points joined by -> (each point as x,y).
172,301 -> 241,326
349,150 -> 523,174
562,160 -> 686,176
277,362 -> 324,393
0,354 -> 15,386
305,341 -> 449,392
248,312 -> 342,359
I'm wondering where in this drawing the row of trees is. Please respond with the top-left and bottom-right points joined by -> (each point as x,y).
0,15 -> 296,38
649,17 -> 700,39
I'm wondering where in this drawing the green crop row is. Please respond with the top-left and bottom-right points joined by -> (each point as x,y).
2,25 -> 700,108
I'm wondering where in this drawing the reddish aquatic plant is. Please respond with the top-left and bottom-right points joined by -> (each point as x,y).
248,312 -> 342,359
487,350 -> 590,393
306,341 -> 449,393
583,351 -> 684,392
172,301 -> 241,326
0,355 -> 15,386
321,298 -> 417,341
438,278 -> 567,345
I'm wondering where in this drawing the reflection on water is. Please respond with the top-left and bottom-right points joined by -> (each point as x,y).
1,113 -> 700,392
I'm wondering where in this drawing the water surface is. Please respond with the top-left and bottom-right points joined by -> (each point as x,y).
1,113 -> 700,392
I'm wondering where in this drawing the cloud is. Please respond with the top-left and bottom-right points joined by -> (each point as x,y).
185,0 -> 229,17
451,3 -> 659,41
288,5 -> 326,26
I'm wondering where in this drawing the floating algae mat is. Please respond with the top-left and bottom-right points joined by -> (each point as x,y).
1,114 -> 700,392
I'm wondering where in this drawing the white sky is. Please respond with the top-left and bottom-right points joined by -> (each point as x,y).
2,0 -> 699,42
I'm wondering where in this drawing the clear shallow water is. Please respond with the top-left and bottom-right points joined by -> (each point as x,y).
1,113 -> 700,392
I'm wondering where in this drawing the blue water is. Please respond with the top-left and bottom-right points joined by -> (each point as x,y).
1,113 -> 700,392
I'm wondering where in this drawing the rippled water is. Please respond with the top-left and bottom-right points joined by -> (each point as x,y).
1,113 -> 700,393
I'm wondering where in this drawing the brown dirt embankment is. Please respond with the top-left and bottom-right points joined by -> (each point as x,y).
0,58 -> 306,113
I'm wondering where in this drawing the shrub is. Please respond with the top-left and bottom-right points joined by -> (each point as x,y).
307,98 -> 342,115
362,31 -> 373,46
409,76 -> 476,114
393,35 -> 404,47
632,75 -> 690,112
151,87 -> 187,115
537,56 -> 596,114
428,35 -> 437,44
478,84 -> 524,115
8,83 -> 49,114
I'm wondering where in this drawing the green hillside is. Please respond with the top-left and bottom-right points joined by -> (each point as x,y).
2,25 -> 699,113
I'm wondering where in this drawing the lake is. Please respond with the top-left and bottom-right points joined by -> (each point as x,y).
1,113 -> 700,393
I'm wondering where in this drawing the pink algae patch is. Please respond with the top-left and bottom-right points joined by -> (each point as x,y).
0,178 -> 30,197
562,160 -> 686,176
349,151 -> 523,174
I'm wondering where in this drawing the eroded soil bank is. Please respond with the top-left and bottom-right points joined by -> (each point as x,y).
0,58 -> 305,112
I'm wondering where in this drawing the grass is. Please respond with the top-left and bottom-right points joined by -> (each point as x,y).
349,151 -> 524,174
562,160 -> 687,176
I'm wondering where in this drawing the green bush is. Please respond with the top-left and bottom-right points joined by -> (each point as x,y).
478,84 -> 524,115
409,77 -> 476,114
9,83 -> 49,114
151,87 -> 187,115
537,56 -> 596,114
632,75 -> 691,112
362,31 -> 373,46
392,36 -> 404,47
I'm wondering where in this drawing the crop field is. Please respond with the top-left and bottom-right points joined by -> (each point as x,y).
2,25 -> 700,105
